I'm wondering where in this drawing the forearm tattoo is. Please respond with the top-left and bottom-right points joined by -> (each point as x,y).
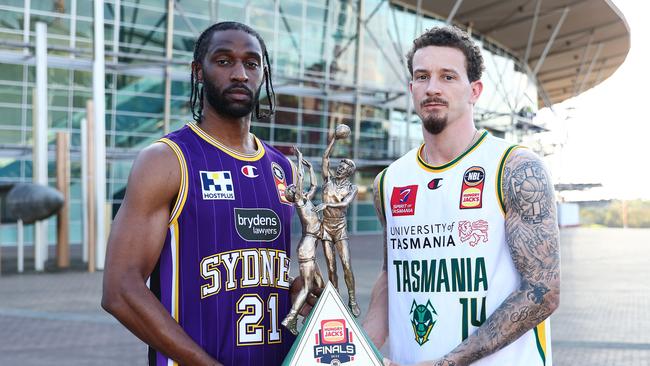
444,151 -> 560,365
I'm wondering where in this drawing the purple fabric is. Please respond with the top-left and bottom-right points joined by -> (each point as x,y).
150,125 -> 295,366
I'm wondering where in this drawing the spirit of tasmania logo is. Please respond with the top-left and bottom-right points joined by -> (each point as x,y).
313,319 -> 356,365
390,185 -> 419,216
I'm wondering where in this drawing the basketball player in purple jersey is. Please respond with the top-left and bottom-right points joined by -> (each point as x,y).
102,22 -> 305,366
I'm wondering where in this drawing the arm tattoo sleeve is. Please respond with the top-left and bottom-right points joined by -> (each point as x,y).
443,150 -> 561,365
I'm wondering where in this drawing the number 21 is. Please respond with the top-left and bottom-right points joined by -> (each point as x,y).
236,293 -> 282,345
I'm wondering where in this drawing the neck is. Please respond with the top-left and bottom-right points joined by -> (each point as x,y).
199,106 -> 257,154
421,116 -> 477,166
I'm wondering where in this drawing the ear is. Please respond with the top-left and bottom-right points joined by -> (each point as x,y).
191,61 -> 203,82
409,80 -> 413,93
469,80 -> 483,104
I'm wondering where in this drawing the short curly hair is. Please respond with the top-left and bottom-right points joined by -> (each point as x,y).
406,26 -> 484,82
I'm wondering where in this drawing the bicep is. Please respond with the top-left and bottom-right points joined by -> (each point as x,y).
502,150 -> 560,296
105,144 -> 181,280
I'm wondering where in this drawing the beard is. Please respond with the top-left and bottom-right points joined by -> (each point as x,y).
422,112 -> 448,135
203,79 -> 260,119
419,96 -> 449,135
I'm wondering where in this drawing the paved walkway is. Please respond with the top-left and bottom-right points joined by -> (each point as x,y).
0,228 -> 648,365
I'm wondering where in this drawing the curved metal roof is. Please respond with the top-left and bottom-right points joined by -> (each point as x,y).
390,0 -> 630,107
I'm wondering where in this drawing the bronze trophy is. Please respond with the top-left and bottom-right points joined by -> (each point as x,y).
281,125 -> 382,366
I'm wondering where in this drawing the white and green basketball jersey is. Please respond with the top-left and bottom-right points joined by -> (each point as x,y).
379,131 -> 551,365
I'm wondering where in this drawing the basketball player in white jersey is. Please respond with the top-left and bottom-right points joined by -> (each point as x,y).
363,26 -> 560,366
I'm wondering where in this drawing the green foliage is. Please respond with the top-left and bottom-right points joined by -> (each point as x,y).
579,200 -> 650,228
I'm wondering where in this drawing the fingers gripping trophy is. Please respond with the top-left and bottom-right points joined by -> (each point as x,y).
314,124 -> 360,317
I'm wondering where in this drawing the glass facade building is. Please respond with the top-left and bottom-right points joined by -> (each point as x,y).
0,0 -> 538,246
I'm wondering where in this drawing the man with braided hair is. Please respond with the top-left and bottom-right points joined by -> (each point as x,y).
103,22 -> 303,366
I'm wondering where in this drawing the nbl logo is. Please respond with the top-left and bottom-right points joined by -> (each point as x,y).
200,170 -> 235,200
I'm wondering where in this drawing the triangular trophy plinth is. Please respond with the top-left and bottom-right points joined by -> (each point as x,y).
282,282 -> 383,366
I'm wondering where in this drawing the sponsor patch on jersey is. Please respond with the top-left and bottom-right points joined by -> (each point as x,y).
458,219 -> 489,247
234,208 -> 281,242
200,170 -> 235,200
459,166 -> 485,209
240,165 -> 258,178
410,299 -> 437,346
271,162 -> 291,205
313,319 -> 356,364
391,185 -> 418,216
428,178 -> 443,190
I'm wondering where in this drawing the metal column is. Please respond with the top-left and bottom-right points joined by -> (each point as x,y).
93,0 -> 107,270
34,22 -> 49,272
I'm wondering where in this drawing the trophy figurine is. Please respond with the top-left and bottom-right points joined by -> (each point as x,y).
281,126 -> 383,366
281,147 -> 326,335
313,124 -> 360,317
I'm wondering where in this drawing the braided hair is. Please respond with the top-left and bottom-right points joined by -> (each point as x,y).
190,21 -> 276,123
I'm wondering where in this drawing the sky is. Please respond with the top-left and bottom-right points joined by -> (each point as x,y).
537,0 -> 650,201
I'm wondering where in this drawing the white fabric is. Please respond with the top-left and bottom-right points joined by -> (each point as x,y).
382,132 -> 551,365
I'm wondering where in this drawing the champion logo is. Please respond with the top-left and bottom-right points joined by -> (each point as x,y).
240,165 -> 258,178
428,178 -> 443,190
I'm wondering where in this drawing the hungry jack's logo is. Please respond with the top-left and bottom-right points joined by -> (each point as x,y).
459,166 -> 485,209
313,319 -> 356,365
271,162 -> 291,205
391,185 -> 418,216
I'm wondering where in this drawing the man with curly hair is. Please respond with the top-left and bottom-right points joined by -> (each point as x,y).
364,26 -> 560,366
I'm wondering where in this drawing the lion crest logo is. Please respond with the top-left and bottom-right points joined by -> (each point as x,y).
458,220 -> 489,247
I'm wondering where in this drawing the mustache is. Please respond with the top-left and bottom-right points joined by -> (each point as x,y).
420,97 -> 448,107
224,83 -> 253,97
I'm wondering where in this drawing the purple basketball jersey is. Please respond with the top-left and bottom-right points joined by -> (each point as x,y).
150,123 -> 296,366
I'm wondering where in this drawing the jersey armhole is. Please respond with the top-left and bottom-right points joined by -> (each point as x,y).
157,138 -> 188,225
378,168 -> 388,220
496,145 -> 524,216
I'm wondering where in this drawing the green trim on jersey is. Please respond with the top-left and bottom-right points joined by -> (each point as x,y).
378,168 -> 388,219
533,325 -> 547,365
416,130 -> 488,171
497,144 -> 520,214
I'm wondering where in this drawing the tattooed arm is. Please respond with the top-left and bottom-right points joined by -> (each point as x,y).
363,171 -> 390,349
391,149 -> 560,366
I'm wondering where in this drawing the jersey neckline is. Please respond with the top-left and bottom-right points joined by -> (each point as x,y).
187,122 -> 265,162
416,130 -> 488,172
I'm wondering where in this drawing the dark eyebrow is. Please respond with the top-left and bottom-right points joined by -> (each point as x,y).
441,68 -> 460,75
209,48 -> 262,61
413,68 -> 430,74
